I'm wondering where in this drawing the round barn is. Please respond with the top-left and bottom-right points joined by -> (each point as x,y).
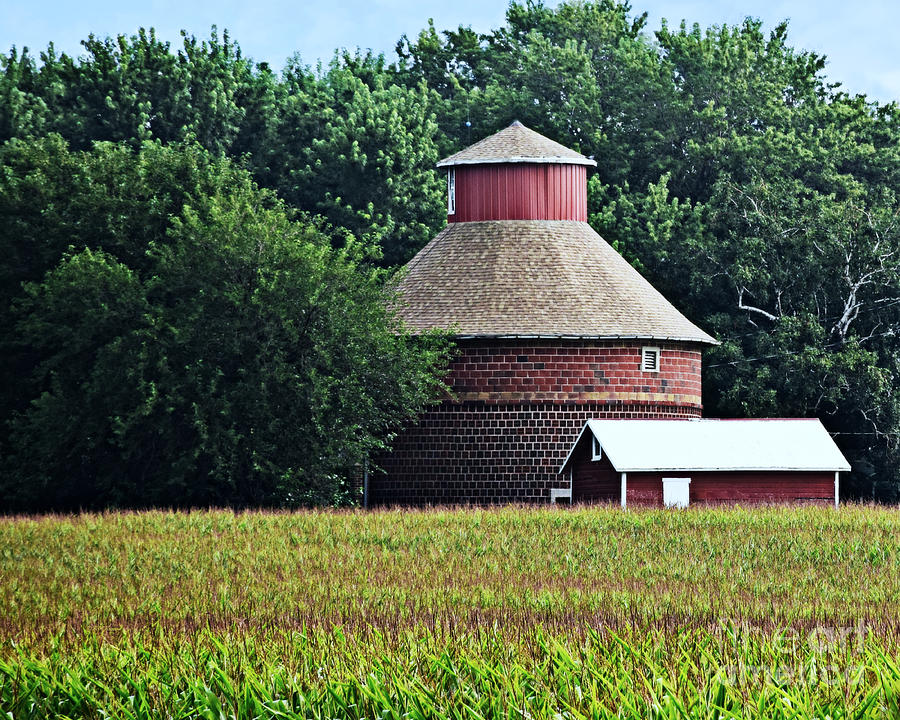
370,121 -> 719,505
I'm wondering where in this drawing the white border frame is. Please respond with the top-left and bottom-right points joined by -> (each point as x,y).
591,435 -> 602,461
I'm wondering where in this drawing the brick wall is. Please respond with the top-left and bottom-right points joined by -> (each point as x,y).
448,340 -> 702,406
371,339 -> 704,506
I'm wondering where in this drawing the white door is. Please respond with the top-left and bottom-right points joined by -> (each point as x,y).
662,477 -> 691,508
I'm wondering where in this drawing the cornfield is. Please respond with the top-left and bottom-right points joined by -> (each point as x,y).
1,505 -> 899,718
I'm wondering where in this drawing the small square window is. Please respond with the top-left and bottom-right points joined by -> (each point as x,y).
641,346 -> 660,372
591,436 -> 602,460
447,169 -> 456,215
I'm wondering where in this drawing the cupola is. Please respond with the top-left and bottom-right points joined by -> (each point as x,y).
396,122 -> 716,344
437,120 -> 596,223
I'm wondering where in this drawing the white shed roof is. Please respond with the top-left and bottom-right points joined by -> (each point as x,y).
559,419 -> 851,474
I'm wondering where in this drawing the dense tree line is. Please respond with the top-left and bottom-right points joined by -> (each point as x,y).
0,138 -> 449,510
2,0 -> 899,505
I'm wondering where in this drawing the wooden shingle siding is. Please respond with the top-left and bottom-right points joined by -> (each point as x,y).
437,121 -> 596,168
396,221 -> 717,343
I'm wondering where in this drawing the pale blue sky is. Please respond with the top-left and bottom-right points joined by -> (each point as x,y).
3,1 -> 897,103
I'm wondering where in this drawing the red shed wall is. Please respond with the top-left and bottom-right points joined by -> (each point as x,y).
570,440 -> 619,503
625,471 -> 835,506
450,164 -> 588,223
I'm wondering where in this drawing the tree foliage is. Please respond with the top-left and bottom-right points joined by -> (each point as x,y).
262,53 -> 443,266
3,1 -> 900,502
0,139 -> 449,510
0,30 -> 444,268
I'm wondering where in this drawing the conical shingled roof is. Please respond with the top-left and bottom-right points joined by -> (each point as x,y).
436,121 -> 597,167
395,220 -> 718,344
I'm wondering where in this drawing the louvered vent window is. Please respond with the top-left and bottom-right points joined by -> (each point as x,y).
641,346 -> 660,372
447,168 -> 456,215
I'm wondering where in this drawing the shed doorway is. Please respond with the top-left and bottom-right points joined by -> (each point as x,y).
662,477 -> 691,508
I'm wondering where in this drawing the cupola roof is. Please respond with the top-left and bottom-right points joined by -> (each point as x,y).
436,120 -> 597,168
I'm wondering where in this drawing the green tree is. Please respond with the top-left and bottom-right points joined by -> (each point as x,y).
0,138 -> 450,511
262,53 -> 445,267
0,31 -> 445,267
0,28 -> 262,153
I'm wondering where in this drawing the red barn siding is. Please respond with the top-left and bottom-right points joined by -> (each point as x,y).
624,471 -> 835,506
450,164 -> 588,222
571,443 -> 619,503
626,474 -> 663,505
692,472 -> 834,504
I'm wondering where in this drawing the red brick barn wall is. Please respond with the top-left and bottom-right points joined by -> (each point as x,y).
448,341 -> 702,407
625,471 -> 835,506
372,339 -> 703,505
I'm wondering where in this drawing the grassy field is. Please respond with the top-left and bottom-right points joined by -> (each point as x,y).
1,505 -> 899,718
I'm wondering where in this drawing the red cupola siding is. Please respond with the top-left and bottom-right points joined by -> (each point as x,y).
439,121 -> 593,222
371,122 -> 718,505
